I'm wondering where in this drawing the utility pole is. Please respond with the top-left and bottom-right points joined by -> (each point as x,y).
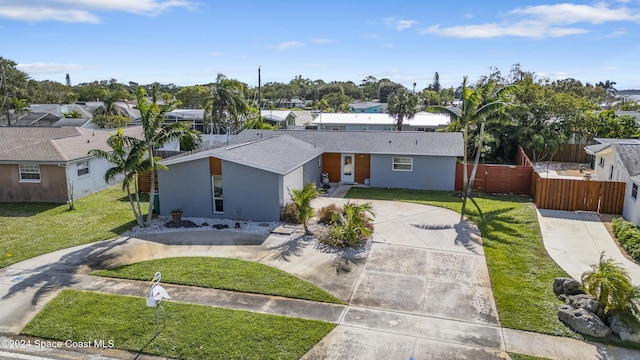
257,66 -> 261,121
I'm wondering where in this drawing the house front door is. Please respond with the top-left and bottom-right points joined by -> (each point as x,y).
341,154 -> 355,183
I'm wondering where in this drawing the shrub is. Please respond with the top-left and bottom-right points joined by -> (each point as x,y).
318,202 -> 375,249
612,217 -> 640,263
280,202 -> 300,224
317,204 -> 341,224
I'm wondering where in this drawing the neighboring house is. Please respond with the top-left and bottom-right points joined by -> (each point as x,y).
0,126 -> 143,203
313,112 -> 450,131
15,104 -> 96,128
585,138 -> 640,225
158,130 -> 463,221
350,101 -> 386,113
260,110 -> 296,129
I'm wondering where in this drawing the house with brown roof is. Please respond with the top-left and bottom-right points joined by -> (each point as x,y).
0,126 -> 143,203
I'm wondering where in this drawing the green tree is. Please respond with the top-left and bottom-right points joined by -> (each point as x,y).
89,129 -> 149,227
175,85 -> 210,109
322,92 -> 352,113
1,57 -> 30,126
327,202 -> 375,248
62,109 -> 83,118
388,89 -> 419,131
12,98 -> 30,119
581,252 -> 640,318
204,74 -> 251,134
135,87 -> 197,226
288,182 -> 319,235
429,77 -> 513,203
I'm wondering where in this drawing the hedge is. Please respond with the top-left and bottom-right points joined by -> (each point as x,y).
612,217 -> 640,262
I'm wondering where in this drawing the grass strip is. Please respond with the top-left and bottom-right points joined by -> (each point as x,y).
93,257 -> 344,304
21,290 -> 335,360
346,188 -> 574,337
0,185 -> 144,268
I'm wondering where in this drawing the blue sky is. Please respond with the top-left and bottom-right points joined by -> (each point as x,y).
2,0 -> 640,90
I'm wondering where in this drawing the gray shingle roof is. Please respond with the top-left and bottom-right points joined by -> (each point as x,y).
611,143 -> 640,181
234,130 -> 463,157
0,126 -> 144,163
162,135 -> 324,175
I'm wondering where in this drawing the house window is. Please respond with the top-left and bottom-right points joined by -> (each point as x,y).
632,183 -> 638,201
77,161 -> 90,177
212,176 -> 223,213
599,157 -> 605,167
392,157 -> 413,171
609,165 -> 614,180
19,165 -> 41,182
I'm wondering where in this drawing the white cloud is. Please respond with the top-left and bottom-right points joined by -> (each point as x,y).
382,43 -> 395,48
17,62 -> 83,74
210,51 -> 223,56
311,38 -> 335,44
274,41 -> 303,50
383,17 -> 418,31
422,2 -> 640,39
0,0 -> 194,23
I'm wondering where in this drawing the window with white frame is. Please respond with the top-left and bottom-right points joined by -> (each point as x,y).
212,176 -> 223,213
599,157 -> 605,167
392,157 -> 413,171
632,183 -> 638,201
19,165 -> 41,182
77,161 -> 90,177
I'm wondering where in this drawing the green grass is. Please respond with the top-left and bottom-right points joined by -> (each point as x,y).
22,290 -> 335,360
0,185 -> 145,268
93,257 -> 344,304
346,187 -> 574,337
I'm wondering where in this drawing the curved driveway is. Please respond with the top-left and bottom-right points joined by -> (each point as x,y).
0,199 -> 507,359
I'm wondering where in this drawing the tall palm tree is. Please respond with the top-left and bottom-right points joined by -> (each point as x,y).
428,77 -> 514,202
387,89 -> 419,131
89,129 -> 149,227
582,252 -> 640,318
204,74 -> 251,134
135,87 -> 196,226
288,182 -> 319,234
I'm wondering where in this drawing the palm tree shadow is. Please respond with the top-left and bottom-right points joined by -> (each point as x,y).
411,219 -> 483,255
2,237 -> 131,305
266,234 -> 311,262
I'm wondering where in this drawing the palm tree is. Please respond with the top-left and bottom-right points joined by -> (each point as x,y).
387,89 -> 419,131
204,74 -> 251,134
428,77 -> 514,202
288,182 -> 319,234
93,89 -> 132,128
581,252 -> 640,318
135,87 -> 196,226
89,129 -> 149,227
330,202 -> 375,247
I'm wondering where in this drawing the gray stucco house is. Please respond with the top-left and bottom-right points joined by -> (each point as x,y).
158,130 -> 463,221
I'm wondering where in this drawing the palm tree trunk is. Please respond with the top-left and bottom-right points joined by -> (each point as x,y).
126,185 -> 145,227
467,122 -> 486,197
145,148 -> 155,226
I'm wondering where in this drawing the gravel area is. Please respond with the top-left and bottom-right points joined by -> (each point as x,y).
123,216 -> 281,237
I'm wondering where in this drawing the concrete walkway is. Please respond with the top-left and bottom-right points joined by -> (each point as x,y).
538,209 -> 640,286
2,197 -> 640,359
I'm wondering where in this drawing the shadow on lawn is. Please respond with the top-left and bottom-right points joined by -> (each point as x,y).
0,202 -> 61,217
2,237 -> 132,305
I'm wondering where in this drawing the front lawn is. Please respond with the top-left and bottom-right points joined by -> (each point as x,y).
347,188 -> 574,337
93,257 -> 344,304
0,185 -> 144,268
21,290 -> 334,360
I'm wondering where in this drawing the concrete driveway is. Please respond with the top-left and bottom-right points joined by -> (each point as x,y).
0,199 -> 507,359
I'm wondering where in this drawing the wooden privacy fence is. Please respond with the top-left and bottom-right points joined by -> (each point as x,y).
523,143 -> 592,163
138,170 -> 159,193
455,163 -> 533,195
532,173 -> 625,214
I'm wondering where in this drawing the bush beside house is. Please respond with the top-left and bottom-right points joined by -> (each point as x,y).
612,218 -> 640,262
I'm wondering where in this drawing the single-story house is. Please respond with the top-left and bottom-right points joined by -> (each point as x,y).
350,101 -> 386,113
585,138 -> 640,225
0,126 -> 143,203
158,130 -> 463,221
313,112 -> 450,132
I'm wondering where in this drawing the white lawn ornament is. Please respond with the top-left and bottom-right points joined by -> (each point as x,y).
146,272 -> 170,336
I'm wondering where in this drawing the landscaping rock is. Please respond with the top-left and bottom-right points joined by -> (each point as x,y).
553,277 -> 584,296
564,294 -> 600,314
609,313 -> 640,343
557,304 -> 611,338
